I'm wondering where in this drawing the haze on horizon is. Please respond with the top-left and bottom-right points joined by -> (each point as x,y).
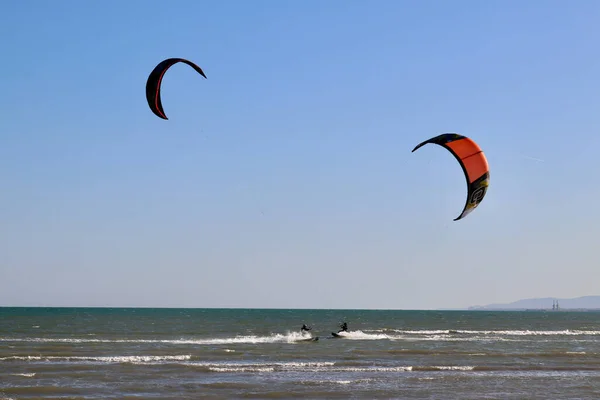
1,0 -> 600,310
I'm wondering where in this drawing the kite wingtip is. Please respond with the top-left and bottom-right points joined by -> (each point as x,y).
411,144 -> 421,153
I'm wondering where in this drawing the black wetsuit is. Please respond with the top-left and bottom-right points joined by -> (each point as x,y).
301,324 -> 311,333
338,322 -> 348,333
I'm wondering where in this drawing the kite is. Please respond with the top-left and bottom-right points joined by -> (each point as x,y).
146,58 -> 207,120
412,133 -> 490,221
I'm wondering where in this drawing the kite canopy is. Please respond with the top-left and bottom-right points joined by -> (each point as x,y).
146,58 -> 207,120
412,133 -> 490,221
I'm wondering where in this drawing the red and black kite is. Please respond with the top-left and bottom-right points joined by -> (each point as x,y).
412,133 -> 490,221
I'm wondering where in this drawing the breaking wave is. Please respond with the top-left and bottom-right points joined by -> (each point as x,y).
0,331 -> 317,345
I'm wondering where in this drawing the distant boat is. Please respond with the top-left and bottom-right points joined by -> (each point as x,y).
552,300 -> 560,311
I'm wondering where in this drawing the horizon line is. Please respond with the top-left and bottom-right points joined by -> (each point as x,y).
2,305 -> 600,311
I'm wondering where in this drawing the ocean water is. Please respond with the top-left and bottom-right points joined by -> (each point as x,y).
1,308 -> 600,399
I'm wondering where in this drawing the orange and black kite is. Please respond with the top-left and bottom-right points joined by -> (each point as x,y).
146,58 -> 207,120
412,133 -> 490,221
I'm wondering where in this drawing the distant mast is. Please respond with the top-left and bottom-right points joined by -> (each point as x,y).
552,299 -> 560,311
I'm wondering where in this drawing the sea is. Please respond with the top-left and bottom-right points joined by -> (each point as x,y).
1,308 -> 600,399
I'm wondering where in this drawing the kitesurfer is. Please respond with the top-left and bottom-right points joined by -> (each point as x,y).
338,322 -> 348,333
301,324 -> 311,333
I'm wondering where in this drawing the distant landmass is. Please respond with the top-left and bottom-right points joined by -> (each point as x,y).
468,296 -> 600,310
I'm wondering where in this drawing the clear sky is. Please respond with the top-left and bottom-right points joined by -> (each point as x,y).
1,0 -> 600,309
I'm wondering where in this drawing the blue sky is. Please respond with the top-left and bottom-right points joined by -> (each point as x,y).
1,0 -> 600,309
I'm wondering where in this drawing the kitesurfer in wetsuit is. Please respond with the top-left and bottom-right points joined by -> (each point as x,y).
338,322 -> 348,333
301,324 -> 311,333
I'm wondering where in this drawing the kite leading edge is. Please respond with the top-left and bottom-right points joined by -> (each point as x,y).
146,58 -> 207,120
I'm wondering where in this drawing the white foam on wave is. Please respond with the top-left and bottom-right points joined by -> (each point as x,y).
0,331 -> 317,345
1,356 -> 480,374
390,329 -> 600,336
317,365 -> 474,373
195,361 -> 405,371
205,361 -> 333,373
388,330 -> 450,335
3,328 -> 593,348
202,364 -> 477,373
286,331 -> 316,341
332,366 -> 414,372
10,373 -> 36,377
407,334 -> 517,342
210,366 -> 276,372
1,355 -> 191,364
432,365 -> 475,371
199,362 -> 412,373
309,378 -> 373,385
333,330 -> 392,340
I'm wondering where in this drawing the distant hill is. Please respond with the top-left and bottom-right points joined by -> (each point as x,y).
469,296 -> 600,310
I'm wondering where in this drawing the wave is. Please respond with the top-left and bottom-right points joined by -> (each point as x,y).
329,330 -> 392,340
0,355 -> 191,363
2,328 -> 599,347
0,331 -> 316,345
379,329 -> 600,336
385,349 -> 593,358
0,355 -> 487,372
3,356 -> 599,374
331,330 -> 517,342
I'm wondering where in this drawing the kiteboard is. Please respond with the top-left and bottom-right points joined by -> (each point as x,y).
331,332 -> 345,338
